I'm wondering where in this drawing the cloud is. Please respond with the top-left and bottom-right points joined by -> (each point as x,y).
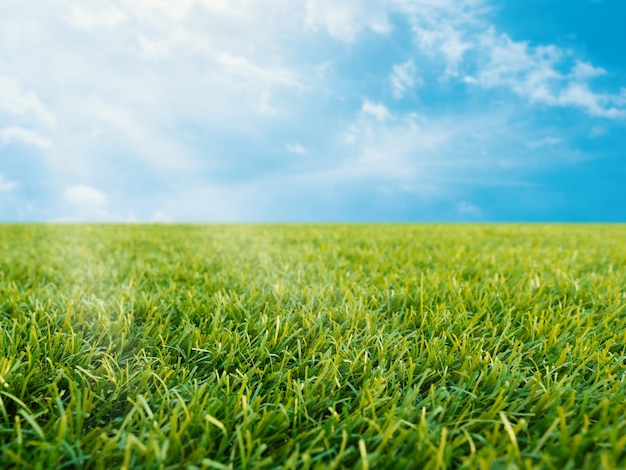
303,0 -> 624,120
0,77 -> 56,126
141,0 -> 204,21
309,108 -> 450,186
286,142 -> 306,154
305,0 -> 390,42
390,60 -> 420,98
150,210 -> 173,222
216,53 -> 303,89
415,25 -> 472,77
301,100 -> 548,204
528,137 -> 562,149
258,92 -> 279,116
590,125 -> 606,137
157,184 -> 271,221
552,83 -> 625,118
387,1 -> 626,118
0,126 -> 53,150
63,185 -> 109,212
0,0 -> 623,221
0,0 -> 322,222
0,174 -> 17,192
80,96 -> 198,170
460,30 -> 626,118
66,5 -> 127,30
361,100 -> 393,121
456,201 -> 482,217
395,0 -> 486,73
571,61 -> 606,80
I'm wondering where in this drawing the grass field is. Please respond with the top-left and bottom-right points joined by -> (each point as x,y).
0,224 -> 624,469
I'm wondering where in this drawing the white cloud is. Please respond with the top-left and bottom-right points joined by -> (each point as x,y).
309,110 -> 449,186
391,60 -> 420,98
553,83 -> 625,118
0,77 -> 56,126
460,30 -> 626,118
135,33 -> 173,62
286,142 -> 306,154
590,125 -> 606,137
305,0 -> 390,42
67,6 -> 127,30
83,96 -> 199,170
383,1 -> 626,118
198,0 -> 231,12
0,174 -> 17,192
258,91 -> 279,116
571,61 -> 606,80
158,184 -> 271,221
528,137 -> 562,148
415,25 -> 472,77
361,100 -> 393,121
395,0 -> 486,74
63,185 -> 109,210
0,0 -> 322,213
302,102 -> 546,202
0,126 -> 53,150
456,201 -> 482,217
391,0 -> 487,18
465,31 -> 563,89
150,210 -> 173,222
216,53 -> 302,89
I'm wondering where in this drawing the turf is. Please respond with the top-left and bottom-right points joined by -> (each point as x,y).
0,224 -> 625,469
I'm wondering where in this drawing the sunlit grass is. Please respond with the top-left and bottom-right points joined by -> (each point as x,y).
0,224 -> 625,469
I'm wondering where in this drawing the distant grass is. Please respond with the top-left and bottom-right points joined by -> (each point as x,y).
0,224 -> 625,469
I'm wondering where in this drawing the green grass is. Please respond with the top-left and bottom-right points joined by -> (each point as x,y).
0,224 -> 625,469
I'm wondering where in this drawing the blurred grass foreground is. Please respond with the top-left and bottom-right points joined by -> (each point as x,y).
0,224 -> 625,469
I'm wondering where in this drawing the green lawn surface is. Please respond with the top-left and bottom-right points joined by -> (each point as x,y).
0,224 -> 624,469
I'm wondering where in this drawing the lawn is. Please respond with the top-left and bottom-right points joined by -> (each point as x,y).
0,224 -> 624,469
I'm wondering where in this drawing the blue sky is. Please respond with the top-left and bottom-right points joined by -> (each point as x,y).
0,0 -> 625,222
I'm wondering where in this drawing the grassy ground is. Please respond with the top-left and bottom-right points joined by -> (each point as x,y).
0,224 -> 624,469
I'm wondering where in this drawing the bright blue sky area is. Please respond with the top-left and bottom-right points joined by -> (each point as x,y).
0,0 -> 624,221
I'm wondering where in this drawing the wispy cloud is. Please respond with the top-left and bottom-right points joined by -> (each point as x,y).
305,0 -> 390,42
66,5 -> 127,30
61,184 -> 111,221
464,33 -> 626,118
149,210 -> 173,223
0,76 -> 56,126
0,126 -> 53,150
216,53 -> 303,90
286,142 -> 306,155
306,0 -> 626,118
390,60 -> 420,99
58,184 -> 115,221
300,100 -> 553,205
63,184 -> 109,209
309,107 -> 462,187
361,100 -> 393,121
456,201 -> 483,217
0,174 -> 17,192
527,137 -> 562,149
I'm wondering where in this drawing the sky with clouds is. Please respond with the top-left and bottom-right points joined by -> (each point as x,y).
1,0 -> 625,222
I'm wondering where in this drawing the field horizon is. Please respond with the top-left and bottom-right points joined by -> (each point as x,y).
0,224 -> 624,468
